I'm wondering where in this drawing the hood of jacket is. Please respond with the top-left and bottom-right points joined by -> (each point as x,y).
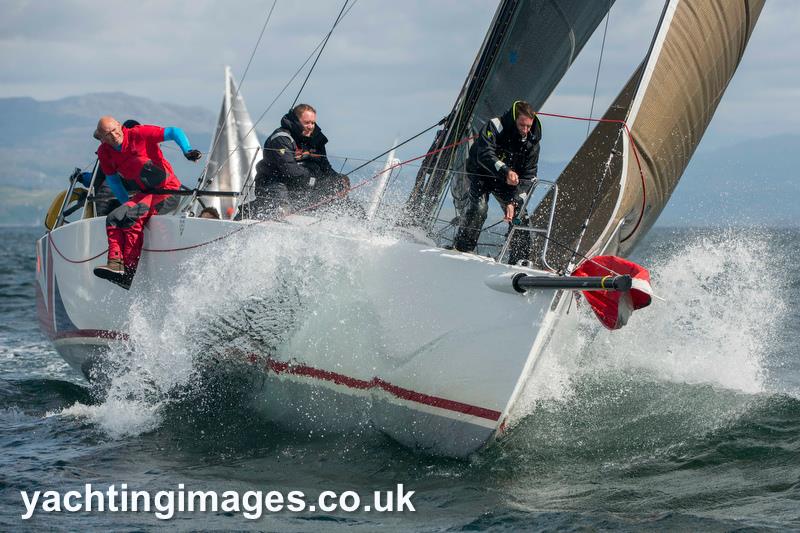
499,105 -> 542,146
280,111 -> 329,147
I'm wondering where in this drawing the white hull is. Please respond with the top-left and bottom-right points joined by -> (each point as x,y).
36,215 -> 571,456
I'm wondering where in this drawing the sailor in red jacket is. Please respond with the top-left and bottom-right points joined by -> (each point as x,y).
92,115 -> 202,289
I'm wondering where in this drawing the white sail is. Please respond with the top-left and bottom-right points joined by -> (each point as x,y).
202,66 -> 262,219
366,141 -> 399,221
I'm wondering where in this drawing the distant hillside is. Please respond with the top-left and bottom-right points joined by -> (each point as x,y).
658,134 -> 799,226
530,135 -> 798,228
0,93 -> 216,191
0,93 -> 796,227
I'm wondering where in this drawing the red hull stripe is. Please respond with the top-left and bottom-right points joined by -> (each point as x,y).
54,329 -> 129,341
264,357 -> 501,422
49,330 -> 501,423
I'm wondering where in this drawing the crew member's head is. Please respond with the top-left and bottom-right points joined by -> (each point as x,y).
512,101 -> 535,138
292,103 -> 317,138
199,207 -> 221,219
94,116 -> 124,147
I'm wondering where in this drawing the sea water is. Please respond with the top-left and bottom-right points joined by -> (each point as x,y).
1,225 -> 798,531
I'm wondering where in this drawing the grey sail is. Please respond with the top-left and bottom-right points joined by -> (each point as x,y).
405,0 -> 615,228
532,0 -> 765,270
202,66 -> 262,219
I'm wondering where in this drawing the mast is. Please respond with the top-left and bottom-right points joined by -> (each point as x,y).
404,0 -> 517,223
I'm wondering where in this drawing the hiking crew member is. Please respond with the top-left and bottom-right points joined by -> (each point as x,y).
453,100 -> 541,259
252,103 -> 349,216
92,116 -> 202,288
78,120 -> 142,217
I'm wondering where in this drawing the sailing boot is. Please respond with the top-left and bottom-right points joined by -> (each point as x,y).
93,258 -> 125,285
117,265 -> 137,291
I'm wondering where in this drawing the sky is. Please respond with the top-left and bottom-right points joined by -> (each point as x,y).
1,0 -> 797,163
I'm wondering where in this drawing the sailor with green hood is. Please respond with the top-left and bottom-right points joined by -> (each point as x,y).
453,100 -> 542,259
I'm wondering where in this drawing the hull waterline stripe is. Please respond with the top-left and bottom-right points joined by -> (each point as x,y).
47,330 -> 501,423
263,357 -> 502,422
53,329 -> 129,341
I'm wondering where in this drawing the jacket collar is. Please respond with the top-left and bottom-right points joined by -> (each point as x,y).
499,107 -> 542,145
280,111 -> 328,146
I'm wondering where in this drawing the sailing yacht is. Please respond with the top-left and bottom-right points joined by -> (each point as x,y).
36,0 -> 764,457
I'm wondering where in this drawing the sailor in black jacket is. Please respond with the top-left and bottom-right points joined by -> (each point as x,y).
453,100 -> 542,257
253,104 -> 349,215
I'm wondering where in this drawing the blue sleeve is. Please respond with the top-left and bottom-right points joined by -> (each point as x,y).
78,171 -> 93,187
164,127 -> 192,153
106,173 -> 129,203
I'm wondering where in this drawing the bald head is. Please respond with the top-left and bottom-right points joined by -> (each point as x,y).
95,116 -> 123,146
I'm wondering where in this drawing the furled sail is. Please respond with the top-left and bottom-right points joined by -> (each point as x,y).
405,0 -> 615,228
202,66 -> 262,219
532,0 -> 765,271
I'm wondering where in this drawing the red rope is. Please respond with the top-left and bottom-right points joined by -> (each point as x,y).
48,234 -> 107,264
535,111 -> 647,242
294,132 -> 479,215
142,223 -> 254,253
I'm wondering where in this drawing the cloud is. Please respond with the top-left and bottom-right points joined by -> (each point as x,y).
0,0 -> 796,158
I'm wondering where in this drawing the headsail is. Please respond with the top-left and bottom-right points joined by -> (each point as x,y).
202,66 -> 262,219
533,0 -> 765,271
405,0 -> 615,228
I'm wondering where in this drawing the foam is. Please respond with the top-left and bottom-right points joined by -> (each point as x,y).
57,213 -> 383,439
509,229 -> 789,424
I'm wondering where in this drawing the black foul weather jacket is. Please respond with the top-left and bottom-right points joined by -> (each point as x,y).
254,111 -> 336,194
466,105 -> 542,195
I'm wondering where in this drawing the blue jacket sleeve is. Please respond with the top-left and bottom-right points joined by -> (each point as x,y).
106,173 -> 129,203
164,127 -> 192,153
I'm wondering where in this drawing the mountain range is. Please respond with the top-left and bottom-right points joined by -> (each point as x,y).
0,93 -> 796,227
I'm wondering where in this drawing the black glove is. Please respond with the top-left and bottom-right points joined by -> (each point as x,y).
184,149 -> 202,162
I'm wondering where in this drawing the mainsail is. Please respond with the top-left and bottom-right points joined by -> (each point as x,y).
405,0 -> 615,228
531,0 -> 765,270
202,66 -> 262,219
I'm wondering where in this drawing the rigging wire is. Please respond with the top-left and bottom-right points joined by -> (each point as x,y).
344,119 -> 443,177
197,0 -> 277,189
166,141 -> 492,180
205,0 -> 358,190
290,0 -> 350,109
587,1 -> 612,137
565,131 -> 622,269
